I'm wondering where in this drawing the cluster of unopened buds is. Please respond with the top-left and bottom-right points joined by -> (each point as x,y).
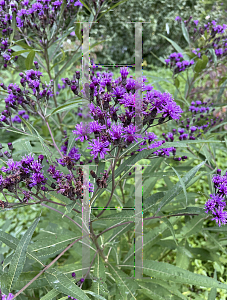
90,169 -> 109,189
205,169 -> 227,227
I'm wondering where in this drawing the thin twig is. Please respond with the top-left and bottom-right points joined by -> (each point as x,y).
11,234 -> 90,299
41,203 -> 82,230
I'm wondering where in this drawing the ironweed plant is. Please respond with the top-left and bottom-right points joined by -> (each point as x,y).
1,1 -> 227,299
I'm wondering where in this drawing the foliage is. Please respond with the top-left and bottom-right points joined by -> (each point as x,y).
1,0 -> 227,300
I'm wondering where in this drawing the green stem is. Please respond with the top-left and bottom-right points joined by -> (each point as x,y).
44,46 -> 64,135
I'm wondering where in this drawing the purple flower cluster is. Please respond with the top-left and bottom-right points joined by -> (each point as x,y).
0,64 -> 55,128
0,144 -> 94,205
65,67 -> 183,163
0,153 -> 46,203
174,17 -> 227,65
160,98 -> 223,145
0,0 -> 84,67
11,110 -> 29,123
165,52 -> 194,74
205,169 -> 227,226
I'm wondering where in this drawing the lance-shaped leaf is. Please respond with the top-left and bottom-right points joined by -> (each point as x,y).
181,21 -> 190,44
91,254 -> 108,297
108,263 -> 138,299
156,161 -> 205,214
25,50 -> 35,70
158,34 -> 190,60
0,230 -> 43,267
45,268 -> 90,300
46,98 -> 83,118
122,260 -> 227,289
208,270 -> 217,300
40,288 -> 59,300
7,217 -> 40,292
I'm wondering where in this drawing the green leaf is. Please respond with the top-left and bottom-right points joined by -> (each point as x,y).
170,165 -> 187,206
177,215 -> 206,239
46,99 -> 83,118
208,48 -> 217,67
7,217 -> 40,292
25,50 -> 35,70
181,21 -> 190,44
174,77 -> 180,88
67,131 -> 75,155
123,221 -> 171,263
13,40 -> 34,50
14,272 -> 49,290
10,50 -> 30,58
78,0 -> 91,12
176,245 -> 190,270
123,260 -> 227,289
203,226 -> 227,232
156,161 -> 205,214
203,231 -> 227,255
158,34 -> 189,60
84,291 -> 107,300
50,48 -> 67,71
0,230 -> 45,268
162,218 -> 178,246
63,202 -> 77,216
217,78 -> 227,102
96,0 -> 129,21
45,268 -> 90,300
138,281 -> 173,300
91,254 -> 108,297
40,288 -> 59,300
143,192 -> 165,213
75,22 -> 82,41
208,270 -> 217,300
194,55 -> 208,73
107,264 -> 138,299
19,117 -> 52,162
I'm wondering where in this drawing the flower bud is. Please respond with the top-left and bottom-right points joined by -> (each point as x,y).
4,151 -> 11,158
38,154 -> 44,163
65,78 -> 71,85
72,272 -> 76,278
8,142 -> 13,150
0,83 -> 7,90
90,170 -> 97,178
71,85 -> 78,95
34,61 -> 39,69
51,183 -> 56,189
217,169 -> 222,175
76,71 -> 80,79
